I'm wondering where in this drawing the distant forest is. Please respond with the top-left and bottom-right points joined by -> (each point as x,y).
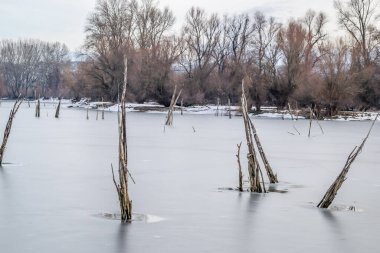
0,0 -> 380,115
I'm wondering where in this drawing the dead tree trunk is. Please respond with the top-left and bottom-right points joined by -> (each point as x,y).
312,110 -> 324,134
180,99 -> 183,116
241,81 -> 266,193
288,103 -> 300,135
112,56 -> 132,222
236,142 -> 243,192
216,97 -> 220,117
55,99 -> 61,118
317,115 -> 378,208
288,103 -> 294,121
35,99 -> 40,118
0,97 -> 23,165
165,85 -> 182,126
102,97 -> 105,120
308,107 -> 313,137
248,117 -> 278,183
308,106 -> 324,137
228,98 -> 232,119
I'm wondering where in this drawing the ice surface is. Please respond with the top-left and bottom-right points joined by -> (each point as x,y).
0,102 -> 379,253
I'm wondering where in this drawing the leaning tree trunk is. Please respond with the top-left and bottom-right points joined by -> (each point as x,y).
248,116 -> 278,183
112,57 -> 133,222
0,97 -> 23,165
241,81 -> 265,193
165,85 -> 182,126
317,114 -> 378,208
55,99 -> 61,118
308,106 -> 324,137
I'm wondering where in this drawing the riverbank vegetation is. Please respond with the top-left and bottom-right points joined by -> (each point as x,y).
0,0 -> 379,117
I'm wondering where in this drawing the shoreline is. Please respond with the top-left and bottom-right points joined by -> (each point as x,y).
1,98 -> 378,121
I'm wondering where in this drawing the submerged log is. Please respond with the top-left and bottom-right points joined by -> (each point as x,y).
0,97 -> 23,165
112,56 -> 133,222
317,114 -> 378,208
165,85 -> 182,126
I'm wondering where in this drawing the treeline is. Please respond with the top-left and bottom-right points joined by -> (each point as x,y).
1,0 -> 380,113
0,40 -> 69,98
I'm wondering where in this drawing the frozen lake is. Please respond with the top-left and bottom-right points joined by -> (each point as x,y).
0,102 -> 379,253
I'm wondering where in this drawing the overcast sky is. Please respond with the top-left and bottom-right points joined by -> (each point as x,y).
0,0 -> 338,51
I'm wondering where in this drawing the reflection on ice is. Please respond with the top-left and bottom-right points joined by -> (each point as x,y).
98,213 -> 166,223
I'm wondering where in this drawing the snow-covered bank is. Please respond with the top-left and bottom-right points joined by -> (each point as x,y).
253,112 -> 306,120
74,101 -> 242,115
328,111 -> 380,121
20,98 -> 378,121
1,97 -> 72,105
71,101 -> 379,121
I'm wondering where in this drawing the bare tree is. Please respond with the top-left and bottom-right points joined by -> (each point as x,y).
180,7 -> 221,103
335,0 -> 380,67
84,0 -> 135,100
277,20 -> 307,105
84,0 -> 177,104
214,15 -> 231,75
64,2 -> 380,111
223,14 -> 254,103
212,15 -> 231,101
318,38 -> 356,115
248,12 -> 281,111
0,39 -> 68,98
265,20 -> 283,106
0,40 -> 41,97
227,14 -> 253,68
39,42 -> 69,97
134,0 -> 175,49
302,10 -> 328,67
132,0 -> 178,104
